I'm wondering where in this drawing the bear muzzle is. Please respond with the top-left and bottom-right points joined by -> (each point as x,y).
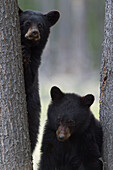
25,28 -> 40,41
56,125 -> 71,142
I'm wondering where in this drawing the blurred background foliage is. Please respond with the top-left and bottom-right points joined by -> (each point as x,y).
18,0 -> 104,72
18,0 -> 105,169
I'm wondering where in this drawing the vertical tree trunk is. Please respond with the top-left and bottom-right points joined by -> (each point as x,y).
99,0 -> 113,170
0,0 -> 32,169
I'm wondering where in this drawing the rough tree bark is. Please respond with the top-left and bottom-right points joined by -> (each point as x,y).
99,0 -> 113,170
0,0 -> 32,169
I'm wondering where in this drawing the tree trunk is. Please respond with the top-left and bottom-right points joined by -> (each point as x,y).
0,0 -> 32,169
99,0 -> 113,170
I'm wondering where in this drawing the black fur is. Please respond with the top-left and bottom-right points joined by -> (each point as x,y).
39,86 -> 103,170
19,9 -> 60,153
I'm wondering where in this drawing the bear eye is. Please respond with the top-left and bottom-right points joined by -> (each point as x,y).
25,21 -> 31,27
57,117 -> 61,122
38,23 -> 42,29
57,117 -> 63,123
67,120 -> 75,127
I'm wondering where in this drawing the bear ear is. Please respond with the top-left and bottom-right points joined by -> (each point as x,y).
45,10 -> 60,27
18,7 -> 23,15
81,94 -> 94,107
50,86 -> 64,101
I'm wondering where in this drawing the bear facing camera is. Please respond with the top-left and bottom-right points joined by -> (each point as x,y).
19,8 -> 60,154
39,86 -> 103,170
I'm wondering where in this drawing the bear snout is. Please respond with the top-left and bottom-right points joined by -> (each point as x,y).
25,28 -> 40,41
56,125 -> 71,142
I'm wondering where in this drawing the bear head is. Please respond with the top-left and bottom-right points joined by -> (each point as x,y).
19,8 -> 60,45
48,86 -> 94,142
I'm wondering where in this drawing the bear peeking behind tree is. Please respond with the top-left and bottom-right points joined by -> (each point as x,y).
19,9 -> 60,153
39,86 -> 103,170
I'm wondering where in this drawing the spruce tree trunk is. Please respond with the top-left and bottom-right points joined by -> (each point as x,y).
0,0 -> 32,169
99,0 -> 113,170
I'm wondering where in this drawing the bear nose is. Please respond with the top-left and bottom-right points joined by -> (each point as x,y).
32,30 -> 38,36
58,135 -> 64,140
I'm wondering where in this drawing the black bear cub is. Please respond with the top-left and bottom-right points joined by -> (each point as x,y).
39,86 -> 103,170
19,9 -> 60,153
